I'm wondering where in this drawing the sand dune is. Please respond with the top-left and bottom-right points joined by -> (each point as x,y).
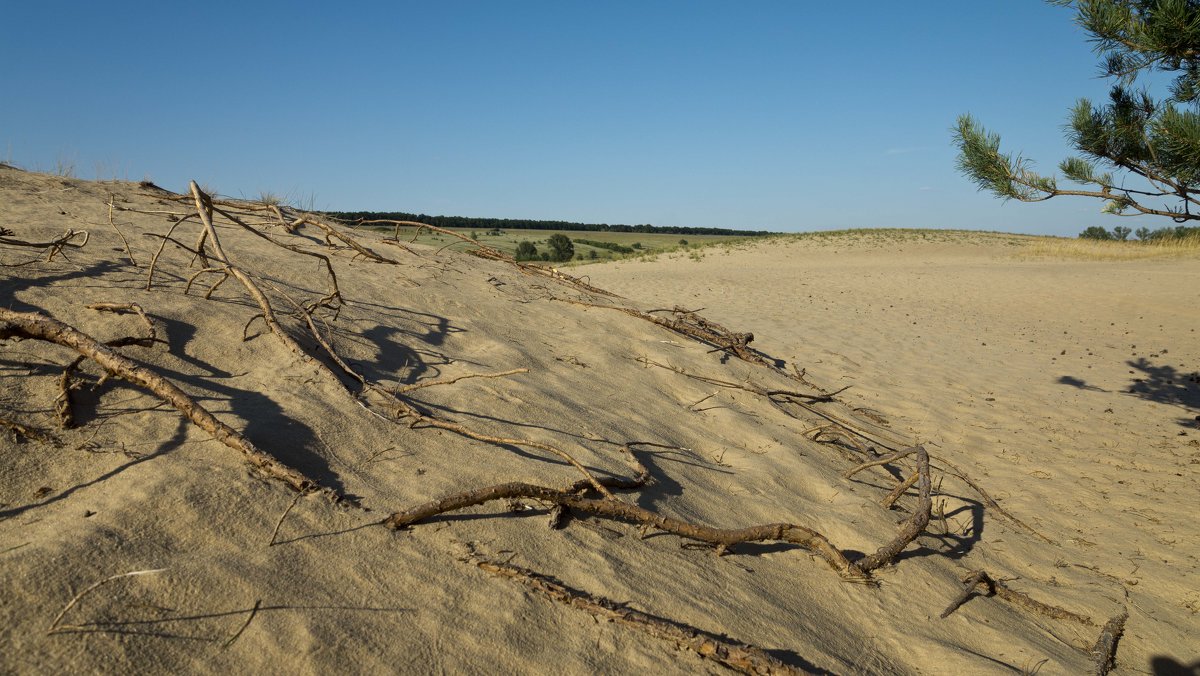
2,166 -> 1197,674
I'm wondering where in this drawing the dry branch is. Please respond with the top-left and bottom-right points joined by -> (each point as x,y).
0,228 -> 89,261
938,569 -> 1096,626
388,481 -> 862,580
931,455 -> 1055,544
388,448 -> 931,580
469,552 -> 808,675
852,445 -> 931,573
881,471 -> 919,509
189,182 -> 311,361
48,568 -> 166,634
106,196 -> 138,267
393,368 -> 529,394
1091,611 -> 1127,676
0,308 -> 330,497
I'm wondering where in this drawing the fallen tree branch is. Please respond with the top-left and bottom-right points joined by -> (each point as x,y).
938,569 -> 1096,626
1091,611 -> 1127,676
0,308 -> 331,497
0,228 -> 89,261
387,481 -> 863,580
468,549 -> 809,675
106,196 -> 138,267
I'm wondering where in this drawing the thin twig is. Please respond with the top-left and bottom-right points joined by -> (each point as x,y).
48,568 -> 167,634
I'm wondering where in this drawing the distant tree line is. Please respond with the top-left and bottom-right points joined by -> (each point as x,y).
1079,224 -> 1200,241
327,211 -> 771,237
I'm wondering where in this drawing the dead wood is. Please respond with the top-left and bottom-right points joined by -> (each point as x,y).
47,568 -> 166,634
0,228 -> 89,261
938,569 -> 1096,626
188,182 -> 311,361
930,455 -> 1055,545
1091,611 -> 1127,676
852,445 -> 931,573
843,446 -> 919,480
386,406 -> 928,580
387,481 -> 862,580
881,471 -> 919,509
0,418 -> 57,444
0,308 -> 331,498
204,205 -> 344,308
468,551 -> 809,675
105,196 -> 138,267
392,368 -> 529,394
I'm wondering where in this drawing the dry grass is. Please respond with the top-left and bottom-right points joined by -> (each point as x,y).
1018,234 -> 1200,261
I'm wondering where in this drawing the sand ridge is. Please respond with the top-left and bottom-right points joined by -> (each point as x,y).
2,166 -> 1198,674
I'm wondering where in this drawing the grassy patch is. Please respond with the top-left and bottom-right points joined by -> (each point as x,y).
359,225 -> 751,264
1018,233 -> 1200,261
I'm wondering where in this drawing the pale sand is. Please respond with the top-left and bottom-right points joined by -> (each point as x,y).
1,166 -> 1197,674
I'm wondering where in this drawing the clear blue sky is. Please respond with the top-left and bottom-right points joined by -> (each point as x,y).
0,1 -> 1163,236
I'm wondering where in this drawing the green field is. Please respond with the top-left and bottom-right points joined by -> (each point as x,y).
360,225 -> 756,264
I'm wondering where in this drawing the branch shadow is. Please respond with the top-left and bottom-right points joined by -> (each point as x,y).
1057,357 -> 1200,428
0,416 -> 188,520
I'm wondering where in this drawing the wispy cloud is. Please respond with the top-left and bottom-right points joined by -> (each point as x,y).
919,186 -> 935,191
885,146 -> 924,156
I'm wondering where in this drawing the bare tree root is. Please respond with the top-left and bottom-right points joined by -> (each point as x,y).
843,446 -> 919,480
388,446 -> 933,581
467,549 -> 809,675
54,303 -> 161,428
1091,611 -> 1127,676
0,417 -> 58,444
852,445 -> 931,573
0,308 -> 332,498
637,357 -> 838,403
929,455 -> 1055,544
105,196 -> 138,267
387,480 -> 863,580
881,471 -> 919,509
188,183 -> 313,361
633,355 -> 905,454
0,228 -> 89,261
938,569 -> 1096,626
392,368 -> 529,394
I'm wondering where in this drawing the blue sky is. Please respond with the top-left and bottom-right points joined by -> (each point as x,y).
0,1 -> 1165,236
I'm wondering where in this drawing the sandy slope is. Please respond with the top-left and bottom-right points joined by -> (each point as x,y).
589,232 -> 1200,674
1,166 -> 1196,674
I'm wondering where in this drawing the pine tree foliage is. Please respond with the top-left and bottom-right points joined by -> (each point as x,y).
954,0 -> 1200,222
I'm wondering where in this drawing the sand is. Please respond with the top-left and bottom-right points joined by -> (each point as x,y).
1,166 -> 1197,674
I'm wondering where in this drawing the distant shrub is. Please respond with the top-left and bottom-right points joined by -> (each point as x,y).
546,233 -> 574,261
678,238 -> 688,246
515,241 -> 538,261
1079,226 -> 1113,240
573,238 -> 633,254
1137,225 -> 1200,241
